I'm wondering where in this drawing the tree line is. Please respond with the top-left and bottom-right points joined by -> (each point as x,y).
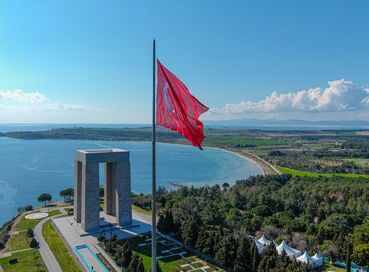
152,174 -> 369,270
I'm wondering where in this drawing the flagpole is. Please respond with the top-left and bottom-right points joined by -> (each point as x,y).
151,39 -> 157,272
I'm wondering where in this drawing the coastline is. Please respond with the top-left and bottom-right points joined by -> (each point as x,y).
209,146 -> 280,176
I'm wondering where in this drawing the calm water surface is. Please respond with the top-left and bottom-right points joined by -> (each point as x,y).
0,137 -> 261,225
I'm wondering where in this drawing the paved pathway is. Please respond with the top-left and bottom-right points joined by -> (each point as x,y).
132,208 -> 152,225
0,248 -> 34,258
34,207 -> 66,272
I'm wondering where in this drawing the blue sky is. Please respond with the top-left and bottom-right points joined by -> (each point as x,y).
1,1 -> 369,123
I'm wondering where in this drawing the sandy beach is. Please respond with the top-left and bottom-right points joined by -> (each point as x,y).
209,146 -> 280,176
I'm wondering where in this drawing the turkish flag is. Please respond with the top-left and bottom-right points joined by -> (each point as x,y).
156,60 -> 209,150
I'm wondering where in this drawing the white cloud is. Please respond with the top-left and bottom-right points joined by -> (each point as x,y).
0,89 -> 47,104
0,88 -> 94,112
219,79 -> 369,114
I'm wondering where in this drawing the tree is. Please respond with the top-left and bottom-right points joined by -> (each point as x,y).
353,243 -> 369,267
234,236 -> 251,271
17,205 -> 33,214
215,236 -> 237,270
26,228 -> 34,238
251,242 -> 260,272
346,237 -> 353,272
30,238 -> 39,248
181,214 -> 200,247
222,183 -> 230,191
37,193 -> 52,206
121,241 -> 132,269
59,188 -> 74,202
97,233 -> 106,243
157,209 -> 175,235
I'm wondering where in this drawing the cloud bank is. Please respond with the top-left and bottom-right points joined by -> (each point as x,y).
215,79 -> 369,115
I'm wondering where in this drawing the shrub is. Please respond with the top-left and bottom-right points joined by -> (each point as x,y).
30,238 -> 39,248
26,228 -> 34,238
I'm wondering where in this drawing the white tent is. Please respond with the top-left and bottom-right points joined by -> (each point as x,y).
276,241 -> 301,258
296,251 -> 316,267
255,235 -> 272,254
311,253 -> 323,267
255,240 -> 265,254
258,235 -> 272,246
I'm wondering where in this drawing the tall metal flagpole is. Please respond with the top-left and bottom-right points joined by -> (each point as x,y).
151,39 -> 157,272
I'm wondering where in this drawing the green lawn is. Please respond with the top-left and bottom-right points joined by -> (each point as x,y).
5,232 -> 32,252
5,209 -> 62,253
42,220 -> 81,272
15,209 -> 61,231
0,249 -> 47,272
276,166 -> 369,178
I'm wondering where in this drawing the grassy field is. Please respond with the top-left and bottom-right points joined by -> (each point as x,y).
276,166 -> 369,178
5,209 -> 62,253
42,220 -> 81,272
15,209 -> 61,231
0,249 -> 47,272
5,232 -> 32,252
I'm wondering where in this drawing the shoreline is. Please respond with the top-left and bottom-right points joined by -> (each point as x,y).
210,146 -> 280,176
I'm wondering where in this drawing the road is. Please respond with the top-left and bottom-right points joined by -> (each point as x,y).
34,208 -> 66,272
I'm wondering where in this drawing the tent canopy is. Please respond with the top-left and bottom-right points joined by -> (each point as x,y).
276,241 -> 301,257
258,235 -> 272,246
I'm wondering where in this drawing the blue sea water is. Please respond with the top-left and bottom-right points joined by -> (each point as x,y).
0,137 -> 261,225
0,123 -> 148,132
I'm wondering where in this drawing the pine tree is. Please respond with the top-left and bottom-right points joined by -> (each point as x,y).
181,214 -> 200,247
251,242 -> 260,272
215,245 -> 227,268
157,214 -> 167,234
234,236 -> 251,272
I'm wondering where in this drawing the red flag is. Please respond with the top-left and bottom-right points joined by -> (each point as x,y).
156,59 -> 209,150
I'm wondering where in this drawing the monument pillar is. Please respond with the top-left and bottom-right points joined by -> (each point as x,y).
104,162 -> 116,216
81,162 -> 100,232
115,161 -> 132,227
74,160 -> 82,223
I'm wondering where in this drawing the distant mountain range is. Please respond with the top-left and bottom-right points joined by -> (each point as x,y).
204,119 -> 369,130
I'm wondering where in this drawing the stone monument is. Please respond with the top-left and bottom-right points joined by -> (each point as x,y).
73,148 -> 132,232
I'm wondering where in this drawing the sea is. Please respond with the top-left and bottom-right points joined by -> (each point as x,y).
0,124 -> 262,225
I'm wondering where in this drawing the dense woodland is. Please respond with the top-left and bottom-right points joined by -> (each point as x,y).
133,174 -> 369,271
